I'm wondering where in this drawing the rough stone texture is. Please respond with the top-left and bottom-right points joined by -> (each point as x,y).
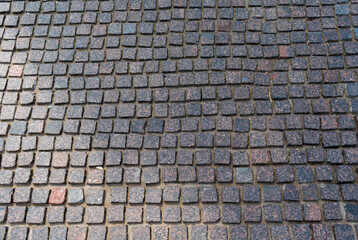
0,1 -> 358,239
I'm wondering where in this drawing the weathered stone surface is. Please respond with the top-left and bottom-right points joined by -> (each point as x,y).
0,2 -> 356,238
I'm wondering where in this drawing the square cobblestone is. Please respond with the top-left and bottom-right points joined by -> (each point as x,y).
0,2 -> 356,237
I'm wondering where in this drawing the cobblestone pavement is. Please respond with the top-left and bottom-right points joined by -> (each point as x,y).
0,0 -> 358,239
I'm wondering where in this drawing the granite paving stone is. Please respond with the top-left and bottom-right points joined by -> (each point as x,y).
0,1 -> 357,238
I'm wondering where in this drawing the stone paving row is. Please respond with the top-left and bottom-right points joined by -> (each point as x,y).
0,0 -> 358,239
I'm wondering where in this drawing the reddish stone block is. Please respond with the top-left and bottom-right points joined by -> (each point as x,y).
49,188 -> 66,205
304,203 -> 322,221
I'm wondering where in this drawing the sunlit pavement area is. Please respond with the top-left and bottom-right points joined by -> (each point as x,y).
0,0 -> 358,239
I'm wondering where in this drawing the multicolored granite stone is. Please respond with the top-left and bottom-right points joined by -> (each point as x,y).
0,0 -> 358,239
